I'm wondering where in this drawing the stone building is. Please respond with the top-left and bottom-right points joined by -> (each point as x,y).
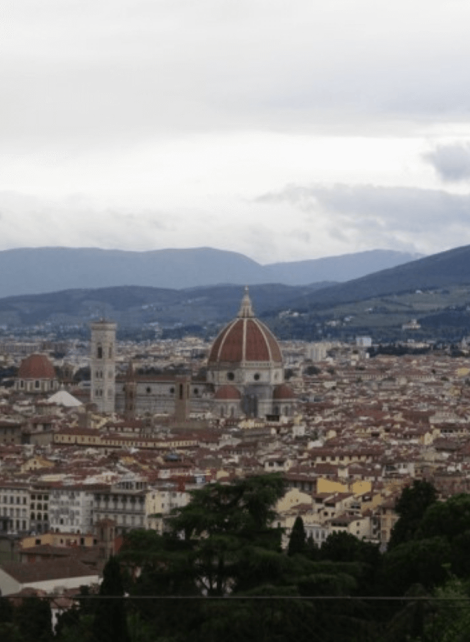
108,289 -> 296,419
90,319 -> 117,413
14,353 -> 59,395
92,479 -> 147,535
206,288 -> 296,418
48,485 -> 95,534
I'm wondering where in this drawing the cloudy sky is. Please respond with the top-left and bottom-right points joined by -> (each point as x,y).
3,0 -> 470,264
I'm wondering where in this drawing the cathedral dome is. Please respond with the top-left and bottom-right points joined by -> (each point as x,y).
18,354 -> 56,380
208,288 -> 282,366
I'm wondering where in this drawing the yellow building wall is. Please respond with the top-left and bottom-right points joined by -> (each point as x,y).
316,478 -> 348,494
21,532 -> 96,548
350,480 -> 372,495
316,478 -> 372,496
276,488 -> 313,513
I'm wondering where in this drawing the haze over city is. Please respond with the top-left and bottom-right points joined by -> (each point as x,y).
3,0 -> 470,264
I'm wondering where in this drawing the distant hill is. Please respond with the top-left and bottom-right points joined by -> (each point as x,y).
265,249 -> 422,284
291,244 -> 470,309
1,245 -> 470,341
0,283 -> 326,329
0,246 -> 420,298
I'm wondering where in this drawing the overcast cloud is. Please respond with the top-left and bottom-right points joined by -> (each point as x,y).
424,143 -> 470,182
3,0 -> 470,263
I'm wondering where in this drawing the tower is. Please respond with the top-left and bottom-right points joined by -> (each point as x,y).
124,361 -> 137,420
90,319 -> 117,413
174,375 -> 190,423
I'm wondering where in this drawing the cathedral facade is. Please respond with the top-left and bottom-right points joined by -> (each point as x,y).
92,289 -> 296,419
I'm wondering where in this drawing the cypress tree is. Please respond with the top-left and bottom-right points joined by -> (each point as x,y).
92,556 -> 130,642
287,516 -> 306,556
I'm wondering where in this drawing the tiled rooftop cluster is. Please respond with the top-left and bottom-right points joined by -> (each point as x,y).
1,335 -> 470,595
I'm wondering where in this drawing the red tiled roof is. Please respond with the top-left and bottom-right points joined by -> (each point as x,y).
208,318 -> 282,364
273,384 -> 296,400
18,354 -> 56,380
1,558 -> 97,583
214,385 -> 242,400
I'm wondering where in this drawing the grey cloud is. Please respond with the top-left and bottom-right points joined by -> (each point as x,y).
0,192 -> 176,251
424,143 -> 470,182
4,0 -> 470,151
256,183 -> 470,254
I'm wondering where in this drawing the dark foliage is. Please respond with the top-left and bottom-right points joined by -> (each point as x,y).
388,480 -> 438,549
92,556 -> 130,642
287,516 -> 307,557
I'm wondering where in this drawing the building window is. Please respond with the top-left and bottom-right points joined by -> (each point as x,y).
97,345 -> 103,359
227,372 -> 234,381
253,373 -> 260,381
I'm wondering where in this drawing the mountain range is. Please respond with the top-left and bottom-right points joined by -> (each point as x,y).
286,243 -> 470,309
0,246 -> 420,298
2,244 -> 470,339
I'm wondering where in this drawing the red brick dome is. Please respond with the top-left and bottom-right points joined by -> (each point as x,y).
273,384 -> 296,400
18,354 -> 56,380
208,289 -> 282,366
214,385 -> 242,400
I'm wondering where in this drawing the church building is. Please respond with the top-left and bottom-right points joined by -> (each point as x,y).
92,289 -> 296,419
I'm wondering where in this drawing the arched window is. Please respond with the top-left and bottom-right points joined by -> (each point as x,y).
97,345 -> 103,359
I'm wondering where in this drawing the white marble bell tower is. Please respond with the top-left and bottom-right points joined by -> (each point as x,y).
90,319 -> 117,413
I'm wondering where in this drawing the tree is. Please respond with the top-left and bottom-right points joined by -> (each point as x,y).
119,475 -> 387,642
167,474 -> 286,595
303,365 -> 321,376
287,516 -> 307,557
416,576 -> 470,642
55,586 -> 95,641
119,475 -> 290,640
381,536 -> 451,595
14,596 -> 53,642
388,480 -> 438,548
0,597 -> 16,642
92,556 -> 130,642
320,532 -> 361,562
418,493 -> 470,541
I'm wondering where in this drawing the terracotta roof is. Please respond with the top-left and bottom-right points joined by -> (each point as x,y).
208,318 -> 282,364
17,354 -> 56,380
214,385 -> 242,400
1,558 -> 97,584
273,384 -> 296,400
208,291 -> 282,365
